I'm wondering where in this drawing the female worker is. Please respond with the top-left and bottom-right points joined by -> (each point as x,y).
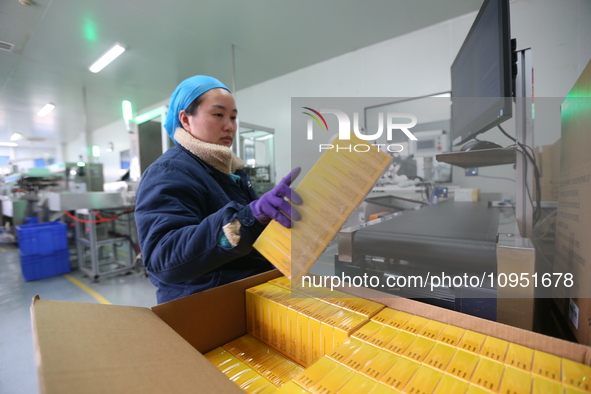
135,75 -> 302,304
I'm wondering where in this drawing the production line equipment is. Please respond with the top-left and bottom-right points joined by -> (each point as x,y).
334,199 -> 536,330
47,191 -> 139,282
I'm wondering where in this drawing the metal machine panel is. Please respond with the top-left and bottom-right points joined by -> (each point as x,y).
350,201 -> 498,271
47,192 -> 129,211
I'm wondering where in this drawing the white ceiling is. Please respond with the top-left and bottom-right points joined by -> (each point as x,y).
0,0 -> 483,149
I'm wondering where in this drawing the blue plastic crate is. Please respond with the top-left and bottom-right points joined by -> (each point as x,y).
25,216 -> 39,225
20,249 -> 71,281
16,221 -> 68,256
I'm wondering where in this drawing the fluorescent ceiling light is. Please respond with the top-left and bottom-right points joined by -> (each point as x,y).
0,142 -> 18,147
37,103 -> 55,117
122,100 -> 133,120
89,44 -> 125,73
10,133 -> 22,141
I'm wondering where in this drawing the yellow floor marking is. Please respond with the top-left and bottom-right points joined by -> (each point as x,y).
64,274 -> 112,305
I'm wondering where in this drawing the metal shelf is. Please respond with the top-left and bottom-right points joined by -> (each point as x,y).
435,147 -> 516,168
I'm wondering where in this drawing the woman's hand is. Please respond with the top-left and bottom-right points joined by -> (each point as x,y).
250,167 -> 303,228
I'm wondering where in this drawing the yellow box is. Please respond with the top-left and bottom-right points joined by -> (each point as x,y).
264,358 -> 304,387
216,357 -> 245,375
328,338 -> 365,364
268,276 -> 292,290
498,366 -> 532,394
532,350 -> 562,381
385,310 -> 413,328
380,356 -> 421,391
332,312 -> 367,349
275,380 -> 309,394
340,297 -> 373,314
320,320 -> 336,357
307,313 -> 324,365
335,311 -> 368,334
356,300 -> 386,319
479,336 -> 510,363
223,361 -> 252,382
362,349 -> 401,381
438,325 -> 466,347
287,298 -> 316,360
465,384 -> 495,394
419,320 -> 447,340
252,351 -> 287,376
296,301 -> 327,366
401,315 -> 430,335
333,326 -> 350,349
403,336 -> 436,363
337,373 -> 378,394
470,357 -> 505,392
352,320 -> 386,342
505,342 -> 534,372
250,285 -> 267,340
274,293 -> 293,353
255,283 -> 286,341
423,342 -> 457,371
562,358 -> 591,391
368,325 -> 401,348
343,343 -> 382,371
565,387 -> 590,394
371,308 -> 399,324
383,330 -> 417,355
224,334 -> 263,364
266,290 -> 291,349
446,349 -> 480,381
256,384 -> 280,394
204,346 -> 229,363
308,363 -> 356,394
205,348 -> 241,369
531,376 -> 563,394
293,356 -> 340,390
246,288 -> 257,336
432,373 -> 470,394
403,365 -> 443,394
241,375 -> 273,394
458,330 -> 487,354
367,383 -> 402,393
233,369 -> 265,390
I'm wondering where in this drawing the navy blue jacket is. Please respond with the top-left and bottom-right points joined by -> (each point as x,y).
135,144 -> 273,304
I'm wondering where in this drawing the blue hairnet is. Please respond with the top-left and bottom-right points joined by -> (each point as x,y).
164,75 -> 231,143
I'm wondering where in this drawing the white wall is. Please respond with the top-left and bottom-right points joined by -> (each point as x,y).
234,0 -> 591,199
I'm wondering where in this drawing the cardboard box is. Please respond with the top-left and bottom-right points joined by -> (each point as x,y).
554,59 -> 591,345
31,270 -> 591,394
535,138 -> 561,201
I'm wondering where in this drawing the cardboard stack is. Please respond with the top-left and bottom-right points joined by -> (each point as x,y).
554,59 -> 591,345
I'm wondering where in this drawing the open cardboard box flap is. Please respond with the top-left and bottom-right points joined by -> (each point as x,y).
31,270 -> 591,394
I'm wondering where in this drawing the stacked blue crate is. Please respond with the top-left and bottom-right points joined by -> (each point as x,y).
16,221 -> 70,281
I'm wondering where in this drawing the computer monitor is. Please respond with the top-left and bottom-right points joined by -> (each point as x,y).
450,0 -> 513,147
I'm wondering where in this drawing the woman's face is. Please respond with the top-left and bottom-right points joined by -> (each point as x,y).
179,88 -> 237,147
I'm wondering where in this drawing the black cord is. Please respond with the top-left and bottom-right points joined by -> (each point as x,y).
478,175 -> 516,182
498,125 -> 542,224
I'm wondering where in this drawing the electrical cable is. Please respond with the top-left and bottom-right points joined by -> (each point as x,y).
63,207 -> 135,224
478,175 -> 516,182
498,125 -> 542,224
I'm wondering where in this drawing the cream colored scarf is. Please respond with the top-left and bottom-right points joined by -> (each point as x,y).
174,127 -> 245,247
174,127 -> 245,175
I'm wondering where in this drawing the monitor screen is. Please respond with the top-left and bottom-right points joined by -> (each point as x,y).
450,0 -> 512,147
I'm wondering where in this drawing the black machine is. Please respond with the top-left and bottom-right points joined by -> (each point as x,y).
335,201 -> 499,321
450,0 -> 514,148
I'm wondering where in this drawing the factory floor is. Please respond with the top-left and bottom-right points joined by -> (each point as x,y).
0,240 -> 336,394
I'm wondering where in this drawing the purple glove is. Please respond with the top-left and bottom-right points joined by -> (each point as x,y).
251,167 -> 303,228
